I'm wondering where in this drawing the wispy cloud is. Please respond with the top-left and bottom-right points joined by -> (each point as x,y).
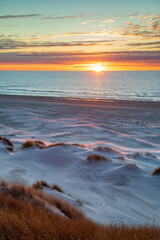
150,16 -> 160,21
102,19 -> 114,23
127,41 -> 160,47
138,14 -> 154,20
2,24 -> 18,27
81,19 -> 100,25
0,14 -> 41,19
0,39 -> 27,49
43,14 -> 90,20
115,20 -> 160,39
0,51 -> 159,64
149,21 -> 160,31
113,12 -> 139,18
0,38 -> 115,49
59,31 -> 108,37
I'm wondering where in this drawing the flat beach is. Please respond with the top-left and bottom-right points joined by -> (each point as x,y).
1,94 -> 160,109
0,94 -> 160,225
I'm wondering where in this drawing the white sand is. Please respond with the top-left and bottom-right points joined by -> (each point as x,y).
0,95 -> 160,225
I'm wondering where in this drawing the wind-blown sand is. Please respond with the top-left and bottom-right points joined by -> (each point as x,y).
0,94 -> 160,225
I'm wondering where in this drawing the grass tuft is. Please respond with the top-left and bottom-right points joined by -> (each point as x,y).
145,152 -> 157,158
32,181 -> 64,193
152,167 -> 160,176
21,140 -> 45,150
35,142 -> 85,149
39,180 -> 50,188
95,146 -> 120,154
87,154 -> 112,162
0,180 -> 8,187
32,181 -> 43,189
133,152 -> 142,158
70,143 -> 85,148
20,141 -> 86,151
51,184 -> 64,193
0,136 -> 14,147
145,152 -> 152,156
45,142 -> 67,148
6,146 -> 14,152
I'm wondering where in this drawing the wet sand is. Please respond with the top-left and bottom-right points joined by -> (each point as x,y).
0,94 -> 160,110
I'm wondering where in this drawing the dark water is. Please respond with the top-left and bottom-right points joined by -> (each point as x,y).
0,71 -> 160,101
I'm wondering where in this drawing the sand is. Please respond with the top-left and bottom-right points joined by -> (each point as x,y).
0,94 -> 160,109
0,94 -> 160,225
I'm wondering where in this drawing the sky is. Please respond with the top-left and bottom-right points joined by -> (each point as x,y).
0,0 -> 160,71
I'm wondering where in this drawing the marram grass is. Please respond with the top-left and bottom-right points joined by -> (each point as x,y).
0,181 -> 159,240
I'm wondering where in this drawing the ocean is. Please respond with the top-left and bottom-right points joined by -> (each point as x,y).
0,71 -> 160,101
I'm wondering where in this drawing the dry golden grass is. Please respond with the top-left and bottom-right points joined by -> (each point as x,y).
0,181 -> 159,240
87,154 -> 112,162
152,167 -> 160,175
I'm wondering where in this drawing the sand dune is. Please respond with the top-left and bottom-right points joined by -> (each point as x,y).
0,95 -> 160,225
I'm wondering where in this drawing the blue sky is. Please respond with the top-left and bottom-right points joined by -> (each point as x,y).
1,0 -> 159,14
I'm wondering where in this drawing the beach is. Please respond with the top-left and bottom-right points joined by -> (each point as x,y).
0,94 -> 160,225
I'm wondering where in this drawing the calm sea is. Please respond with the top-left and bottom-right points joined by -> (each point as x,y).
0,71 -> 160,101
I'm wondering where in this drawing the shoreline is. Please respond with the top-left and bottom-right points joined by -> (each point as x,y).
0,94 -> 160,109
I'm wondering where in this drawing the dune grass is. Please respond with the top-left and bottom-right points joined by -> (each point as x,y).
21,140 -> 46,149
145,152 -> 157,158
44,142 -> 85,149
32,180 -> 43,189
51,184 -> 64,193
32,180 -> 64,193
0,181 -> 159,240
21,140 -> 86,150
6,146 -> 14,152
0,136 -> 14,147
152,167 -> 160,176
87,154 -> 112,162
94,146 -> 120,154
0,136 -> 14,152
133,152 -> 142,158
39,180 -> 50,188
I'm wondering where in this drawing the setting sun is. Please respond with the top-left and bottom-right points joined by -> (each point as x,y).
92,64 -> 106,72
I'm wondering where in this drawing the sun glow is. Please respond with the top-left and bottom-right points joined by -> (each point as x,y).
92,64 -> 106,72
